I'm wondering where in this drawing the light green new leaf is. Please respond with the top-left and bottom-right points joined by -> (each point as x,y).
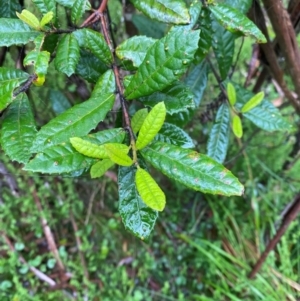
71,0 -> 85,24
24,143 -> 95,173
118,165 -> 158,239
54,33 -> 80,77
233,84 -> 292,131
0,18 -> 40,47
85,128 -> 126,145
31,93 -> 115,152
104,143 -> 133,166
135,168 -> 166,211
16,10 -> 40,30
83,29 -> 113,65
155,122 -> 194,149
0,93 -> 37,163
116,36 -> 156,67
227,82 -> 236,106
40,11 -> 54,28
0,0 -> 21,18
32,0 -> 56,16
131,108 -> 148,134
141,141 -> 244,196
212,20 -> 235,80
130,0 -> 190,24
232,115 -> 243,138
0,67 -> 29,111
209,3 -> 266,43
241,91 -> 264,113
136,102 -> 166,150
207,104 -> 230,163
70,137 -> 109,159
90,159 -> 114,178
140,82 -> 195,115
124,28 -> 200,99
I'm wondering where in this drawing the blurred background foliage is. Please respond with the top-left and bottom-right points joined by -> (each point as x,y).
0,0 -> 300,300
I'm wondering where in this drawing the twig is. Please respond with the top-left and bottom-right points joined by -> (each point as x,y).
230,37 -> 244,78
248,195 -> 300,279
13,74 -> 37,97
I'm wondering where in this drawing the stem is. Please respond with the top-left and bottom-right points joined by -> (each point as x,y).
13,74 -> 37,97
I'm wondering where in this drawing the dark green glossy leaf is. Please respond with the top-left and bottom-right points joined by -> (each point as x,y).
184,61 -> 208,107
0,18 -> 40,47
209,3 -> 266,43
132,14 -> 166,39
131,0 -> 190,24
116,36 -> 156,67
118,165 -> 158,239
195,7 -> 213,62
207,103 -> 230,164
234,84 -> 292,131
54,33 -> 80,77
0,93 -> 37,163
49,90 -> 71,115
140,81 -> 195,115
224,0 -> 252,14
75,49 -> 107,83
165,109 -> 193,127
31,93 -> 115,152
0,67 -> 29,111
136,102 -> 166,150
212,20 -> 235,80
90,159 -> 114,179
0,0 -> 21,18
125,28 -> 200,100
135,167 -> 166,211
82,29 -> 113,65
24,143 -> 95,173
141,141 -> 244,196
155,122 -> 194,148
71,0 -> 85,24
32,0 -> 56,16
91,69 -> 115,97
56,0 -> 90,9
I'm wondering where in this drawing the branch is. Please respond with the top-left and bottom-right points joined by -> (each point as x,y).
13,74 -> 37,97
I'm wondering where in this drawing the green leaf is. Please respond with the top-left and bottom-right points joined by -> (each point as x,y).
0,0 -> 21,18
132,14 -> 166,39
224,0 -> 252,14
233,84 -> 292,131
40,11 -> 54,28
24,35 -> 50,85
136,102 -> 166,150
16,10 -> 40,30
131,108 -> 148,134
85,128 -> 126,146
124,28 -> 200,100
31,93 -> 115,152
155,122 -> 194,148
54,33 -> 80,77
75,49 -> 107,83
207,104 -> 230,164
24,143 -> 95,173
71,0 -> 85,24
32,0 -> 56,16
91,69 -> 116,97
56,0 -> 90,10
70,137 -> 109,159
90,159 -> 114,179
212,20 -> 235,80
140,82 -> 195,115
135,168 -> 166,211
241,91 -> 264,113
0,18 -> 40,47
0,93 -> 37,164
130,0 -> 190,24
209,3 -> 266,43
116,36 -> 156,67
104,143 -> 133,166
82,29 -> 113,65
49,90 -> 71,115
118,165 -> 158,239
195,7 -> 213,61
141,141 -> 244,196
184,61 -> 208,107
227,82 -> 236,106
232,115 -> 243,138
0,67 -> 29,111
